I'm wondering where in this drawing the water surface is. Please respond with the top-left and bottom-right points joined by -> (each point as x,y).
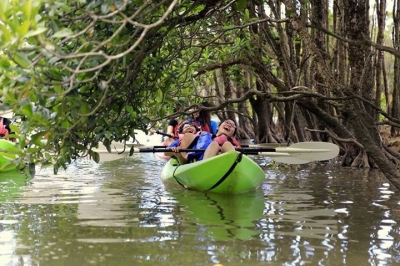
0,154 -> 399,265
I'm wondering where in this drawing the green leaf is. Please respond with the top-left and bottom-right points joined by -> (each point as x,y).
101,2 -> 110,14
51,28 -> 73,38
25,27 -> 48,38
0,57 -> 11,68
20,104 -> 33,116
236,0 -> 246,10
92,151 -> 100,163
13,52 -> 31,68
30,132 -> 46,147
45,153 -> 52,160
9,125 -> 19,134
103,139 -> 111,152
0,24 -> 12,44
22,0 -> 33,19
18,21 -> 31,37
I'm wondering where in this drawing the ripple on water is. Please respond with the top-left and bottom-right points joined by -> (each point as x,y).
262,187 -> 339,252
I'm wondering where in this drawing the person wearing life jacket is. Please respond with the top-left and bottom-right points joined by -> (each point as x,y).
185,102 -> 218,135
170,119 -> 240,164
158,117 -> 186,146
164,122 -> 201,162
203,119 -> 241,160
168,122 -> 200,146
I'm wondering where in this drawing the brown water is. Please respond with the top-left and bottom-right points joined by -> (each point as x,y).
0,154 -> 399,266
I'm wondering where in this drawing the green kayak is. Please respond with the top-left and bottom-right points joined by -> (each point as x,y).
0,139 -> 18,172
160,151 -> 265,194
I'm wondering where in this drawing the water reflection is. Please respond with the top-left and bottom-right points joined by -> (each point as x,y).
1,158 -> 400,265
262,165 -> 400,265
0,170 -> 32,202
0,169 -> 33,266
173,190 -> 265,241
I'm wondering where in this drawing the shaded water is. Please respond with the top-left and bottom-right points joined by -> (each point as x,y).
1,154 -> 399,266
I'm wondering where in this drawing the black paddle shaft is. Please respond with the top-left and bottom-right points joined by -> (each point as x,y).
155,130 -> 178,139
138,147 -> 277,154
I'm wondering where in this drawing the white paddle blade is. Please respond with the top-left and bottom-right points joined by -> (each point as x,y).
276,142 -> 339,161
125,142 -> 145,147
248,143 -> 287,148
261,152 -> 311,164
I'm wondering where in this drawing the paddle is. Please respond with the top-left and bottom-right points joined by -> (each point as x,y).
149,143 -> 293,149
136,142 -> 339,162
153,130 -> 177,139
144,132 -> 314,162
125,143 -> 311,164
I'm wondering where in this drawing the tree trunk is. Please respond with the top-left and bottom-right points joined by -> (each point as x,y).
392,0 -> 400,136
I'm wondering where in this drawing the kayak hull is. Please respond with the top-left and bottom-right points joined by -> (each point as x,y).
161,151 -> 265,194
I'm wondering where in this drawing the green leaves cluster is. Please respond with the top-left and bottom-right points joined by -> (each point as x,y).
0,0 -> 264,172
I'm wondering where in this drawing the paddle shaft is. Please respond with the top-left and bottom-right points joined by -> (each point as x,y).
139,147 -> 278,154
153,132 -> 288,145
151,143 -> 289,149
155,130 -> 178,139
137,141 -> 339,161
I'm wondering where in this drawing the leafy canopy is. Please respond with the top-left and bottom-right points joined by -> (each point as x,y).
0,0 -> 243,172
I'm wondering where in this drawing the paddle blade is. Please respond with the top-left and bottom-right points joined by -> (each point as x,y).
275,142 -> 339,161
247,143 -> 291,148
261,152 -> 311,164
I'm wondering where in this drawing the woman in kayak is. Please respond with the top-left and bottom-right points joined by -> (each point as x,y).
168,119 -> 240,164
202,119 -> 241,160
164,122 -> 201,162
185,102 -> 218,135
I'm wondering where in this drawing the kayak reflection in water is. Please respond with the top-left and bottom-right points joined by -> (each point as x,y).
166,119 -> 241,165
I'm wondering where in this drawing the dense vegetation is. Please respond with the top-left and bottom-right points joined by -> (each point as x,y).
2,0 -> 400,188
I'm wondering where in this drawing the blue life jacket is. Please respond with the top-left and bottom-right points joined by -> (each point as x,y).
169,139 -> 180,147
187,131 -> 213,162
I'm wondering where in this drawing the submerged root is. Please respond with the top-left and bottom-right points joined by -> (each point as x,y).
340,151 -> 353,166
350,150 -> 371,168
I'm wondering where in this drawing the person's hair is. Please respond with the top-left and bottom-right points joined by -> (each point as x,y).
218,119 -> 237,136
178,122 -> 199,134
195,102 -> 212,128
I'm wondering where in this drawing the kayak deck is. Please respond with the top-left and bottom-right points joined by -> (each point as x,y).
161,151 -> 265,194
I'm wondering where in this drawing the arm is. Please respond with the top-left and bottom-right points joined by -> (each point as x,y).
164,139 -> 180,157
164,142 -> 189,165
166,125 -> 174,137
162,120 -> 178,146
